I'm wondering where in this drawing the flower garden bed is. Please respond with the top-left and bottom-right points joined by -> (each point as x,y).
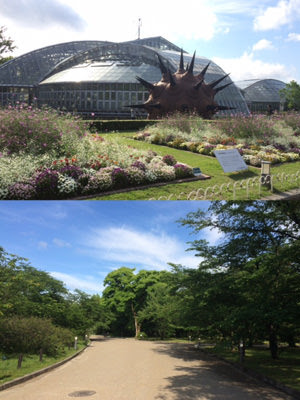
133,133 -> 300,167
133,113 -> 300,167
0,141 -> 196,200
73,173 -> 210,200
0,105 -> 195,199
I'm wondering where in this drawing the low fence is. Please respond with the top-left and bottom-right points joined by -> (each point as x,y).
149,171 -> 300,200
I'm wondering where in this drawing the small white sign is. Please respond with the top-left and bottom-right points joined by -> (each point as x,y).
193,167 -> 202,176
214,149 -> 248,173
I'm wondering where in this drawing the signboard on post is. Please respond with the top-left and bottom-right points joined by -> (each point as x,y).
214,149 -> 248,173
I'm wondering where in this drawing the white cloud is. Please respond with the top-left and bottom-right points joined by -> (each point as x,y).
53,238 -> 71,248
287,32 -> 300,41
38,241 -> 48,249
50,272 -> 102,294
213,51 -> 293,82
0,0 -> 86,30
83,226 -> 199,270
254,0 -> 300,31
203,227 -> 224,245
252,39 -> 274,51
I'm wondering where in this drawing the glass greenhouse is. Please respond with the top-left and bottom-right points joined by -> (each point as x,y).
235,79 -> 287,112
0,36 -> 249,117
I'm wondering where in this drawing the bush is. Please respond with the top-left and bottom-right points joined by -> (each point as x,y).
34,169 -> 60,199
174,163 -> 193,179
162,154 -> 177,166
0,105 -> 88,156
0,316 -> 73,356
87,119 -> 157,132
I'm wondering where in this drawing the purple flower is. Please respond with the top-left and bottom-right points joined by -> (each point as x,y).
111,168 -> 129,188
163,154 -> 177,166
131,160 -> 146,171
58,165 -> 83,179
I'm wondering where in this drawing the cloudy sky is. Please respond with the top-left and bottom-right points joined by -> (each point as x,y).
0,0 -> 299,82
0,201 -> 222,295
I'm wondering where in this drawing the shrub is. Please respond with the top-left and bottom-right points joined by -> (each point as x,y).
216,114 -> 277,141
131,160 -> 146,171
0,316 -> 73,357
111,167 -> 129,188
126,167 -> 146,186
151,165 -> 176,182
162,154 -> 177,166
34,169 -> 59,199
174,163 -> 193,179
8,182 -> 36,200
57,175 -> 79,197
81,172 -> 112,195
0,105 -> 88,156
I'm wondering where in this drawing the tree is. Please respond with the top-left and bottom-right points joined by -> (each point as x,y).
280,80 -> 300,111
0,247 -> 69,322
0,26 -> 15,64
178,201 -> 300,359
138,282 -> 176,339
102,267 -> 168,337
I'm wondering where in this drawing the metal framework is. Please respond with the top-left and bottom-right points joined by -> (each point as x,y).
0,37 -> 249,117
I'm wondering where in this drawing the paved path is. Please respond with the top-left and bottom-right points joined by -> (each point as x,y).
0,339 -> 295,400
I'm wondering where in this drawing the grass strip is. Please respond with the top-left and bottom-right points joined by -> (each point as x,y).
207,346 -> 300,392
0,343 -> 85,386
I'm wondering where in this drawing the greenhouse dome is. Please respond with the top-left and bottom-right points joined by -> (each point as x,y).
235,79 -> 286,112
0,36 -> 249,118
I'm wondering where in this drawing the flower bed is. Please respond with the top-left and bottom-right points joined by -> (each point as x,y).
133,113 -> 300,167
0,105 -> 195,199
0,135 -> 194,200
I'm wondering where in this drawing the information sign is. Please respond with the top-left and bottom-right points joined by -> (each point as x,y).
214,149 -> 248,173
192,167 -> 202,176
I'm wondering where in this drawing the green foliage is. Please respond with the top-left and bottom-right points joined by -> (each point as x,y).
102,268 -> 170,337
0,105 -> 88,156
177,201 -> 300,359
0,55 -> 13,65
0,247 -> 68,322
87,119 -> 157,132
138,282 -> 176,339
0,26 -> 15,60
0,317 -> 73,356
280,80 -> 300,111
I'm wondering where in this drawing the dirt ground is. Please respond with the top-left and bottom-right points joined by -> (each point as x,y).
0,338 -> 296,400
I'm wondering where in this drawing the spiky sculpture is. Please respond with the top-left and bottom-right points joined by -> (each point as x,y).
131,50 -> 234,119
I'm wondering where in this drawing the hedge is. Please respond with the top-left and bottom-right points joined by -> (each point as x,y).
86,119 -> 158,132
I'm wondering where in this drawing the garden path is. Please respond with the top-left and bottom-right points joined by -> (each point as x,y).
0,339 -> 295,400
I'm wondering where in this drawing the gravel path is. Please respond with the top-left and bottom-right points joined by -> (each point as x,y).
0,338 -> 295,400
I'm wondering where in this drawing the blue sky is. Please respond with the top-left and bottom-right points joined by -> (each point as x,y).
0,201 -> 221,295
0,0 -> 299,82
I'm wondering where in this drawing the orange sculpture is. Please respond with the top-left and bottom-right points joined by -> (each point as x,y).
131,50 -> 234,118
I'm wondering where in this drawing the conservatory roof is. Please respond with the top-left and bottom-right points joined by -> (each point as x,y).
235,79 -> 286,102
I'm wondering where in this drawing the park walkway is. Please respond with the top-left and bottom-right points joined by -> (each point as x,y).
0,338 -> 295,400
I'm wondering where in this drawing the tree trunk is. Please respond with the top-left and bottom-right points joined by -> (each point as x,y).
17,354 -> 23,369
131,303 -> 141,338
269,325 -> 279,359
39,348 -> 43,362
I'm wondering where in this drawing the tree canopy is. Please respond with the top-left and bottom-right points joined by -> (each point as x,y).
0,26 -> 15,64
280,80 -> 300,111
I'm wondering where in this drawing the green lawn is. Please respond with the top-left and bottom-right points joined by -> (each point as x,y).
91,132 -> 300,200
0,343 -> 85,386
207,345 -> 300,391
